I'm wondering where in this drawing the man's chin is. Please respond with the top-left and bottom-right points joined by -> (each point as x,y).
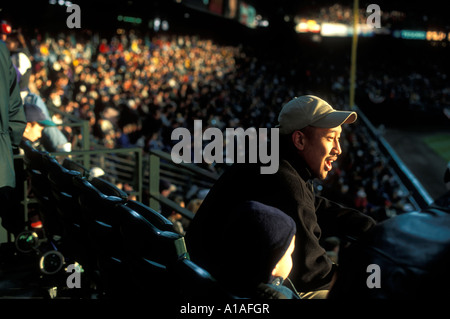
317,170 -> 329,180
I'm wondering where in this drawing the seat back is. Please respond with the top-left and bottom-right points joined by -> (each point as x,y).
72,177 -> 128,295
169,258 -> 237,300
21,140 -> 52,203
75,177 -> 125,255
62,157 -> 89,177
20,142 -> 62,241
124,200 -> 174,231
120,209 -> 187,266
41,154 -> 80,237
21,140 -> 46,171
44,158 -> 97,270
118,208 -> 187,298
46,156 -> 83,232
45,154 -> 81,202
89,177 -> 128,200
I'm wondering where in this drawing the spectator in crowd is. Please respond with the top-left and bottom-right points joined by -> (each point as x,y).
159,178 -> 177,217
6,31 -> 32,96
187,198 -> 203,214
0,20 -> 12,42
167,194 -> 186,235
22,103 -> 56,143
23,91 -> 71,152
0,38 -> 27,238
15,102 -> 61,234
185,95 -> 376,299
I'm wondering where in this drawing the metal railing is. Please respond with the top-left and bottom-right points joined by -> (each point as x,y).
147,149 -> 220,220
355,105 -> 432,210
12,147 -> 143,228
39,106 -> 218,222
49,147 -> 144,202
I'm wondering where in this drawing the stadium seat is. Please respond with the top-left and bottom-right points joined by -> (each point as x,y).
118,207 -> 188,298
89,177 -> 128,200
20,143 -> 69,271
61,158 -> 89,177
72,177 -> 129,296
20,140 -> 54,213
124,199 -> 174,231
43,154 -> 79,239
46,163 -> 97,285
46,156 -> 83,241
168,257 -> 237,300
18,145 -> 86,296
20,140 -> 46,173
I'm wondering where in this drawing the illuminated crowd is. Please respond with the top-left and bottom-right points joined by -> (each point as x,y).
12,28 -> 425,225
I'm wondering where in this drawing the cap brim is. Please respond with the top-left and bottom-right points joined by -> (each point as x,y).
311,111 -> 357,128
38,119 -> 56,127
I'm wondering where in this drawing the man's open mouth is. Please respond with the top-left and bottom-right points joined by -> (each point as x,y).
325,158 -> 337,171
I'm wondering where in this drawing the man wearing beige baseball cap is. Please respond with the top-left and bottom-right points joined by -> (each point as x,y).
277,95 -> 357,133
186,95 -> 375,299
277,95 -> 357,180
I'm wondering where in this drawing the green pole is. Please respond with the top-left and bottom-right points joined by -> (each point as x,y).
149,153 -> 160,211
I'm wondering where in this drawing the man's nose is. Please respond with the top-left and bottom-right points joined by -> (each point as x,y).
333,139 -> 342,156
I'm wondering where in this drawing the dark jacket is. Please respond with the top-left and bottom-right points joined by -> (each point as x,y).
255,279 -> 301,299
0,40 -> 26,188
328,206 -> 450,299
185,150 -> 376,292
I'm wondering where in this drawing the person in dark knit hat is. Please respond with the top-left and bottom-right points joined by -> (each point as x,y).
217,201 -> 300,299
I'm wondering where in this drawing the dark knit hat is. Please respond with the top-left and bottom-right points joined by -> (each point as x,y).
219,201 -> 296,294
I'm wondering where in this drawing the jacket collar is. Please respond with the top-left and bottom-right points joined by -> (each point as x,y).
283,152 -> 314,182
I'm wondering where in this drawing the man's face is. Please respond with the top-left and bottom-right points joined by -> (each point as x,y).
298,126 -> 342,180
24,122 -> 45,142
6,39 -> 18,51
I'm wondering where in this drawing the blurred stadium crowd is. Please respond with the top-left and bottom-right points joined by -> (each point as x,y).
4,21 -> 446,233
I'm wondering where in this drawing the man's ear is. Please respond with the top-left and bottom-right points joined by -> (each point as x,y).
291,131 -> 306,151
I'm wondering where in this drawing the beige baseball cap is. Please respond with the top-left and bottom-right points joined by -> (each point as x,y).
277,95 -> 357,134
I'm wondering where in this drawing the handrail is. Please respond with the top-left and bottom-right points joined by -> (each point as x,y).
150,191 -> 196,220
147,150 -> 219,221
46,105 -> 91,165
354,105 -> 432,209
47,104 -> 86,123
49,147 -> 144,202
149,149 -> 220,183
12,146 -> 144,232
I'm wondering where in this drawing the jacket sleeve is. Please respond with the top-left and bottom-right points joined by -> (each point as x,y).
7,47 -> 26,148
314,195 -> 376,240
